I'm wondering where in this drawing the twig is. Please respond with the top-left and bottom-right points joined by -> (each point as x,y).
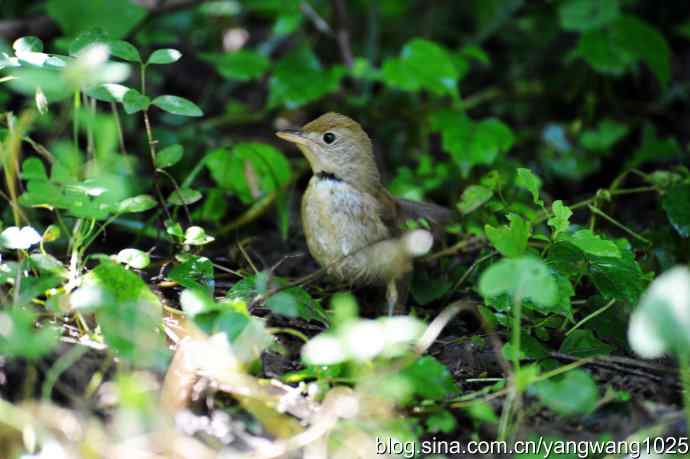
331,0 -> 354,69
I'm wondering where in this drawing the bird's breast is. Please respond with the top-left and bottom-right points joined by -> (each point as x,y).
301,177 -> 390,267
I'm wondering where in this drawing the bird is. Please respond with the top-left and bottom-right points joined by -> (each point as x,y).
276,112 -> 451,314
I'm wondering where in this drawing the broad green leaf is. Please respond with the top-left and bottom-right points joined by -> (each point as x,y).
515,168 -> 543,205
430,109 -> 514,175
122,89 -> 150,114
485,213 -> 531,258
547,200 -> 573,238
228,274 -> 328,324
612,15 -> 671,87
426,410 -> 457,434
87,83 -> 130,103
152,95 -> 203,117
400,356 -> 457,400
662,184 -> 690,238
479,256 -> 558,308
70,261 -> 164,366
560,329 -> 614,357
381,38 -> 459,97
205,143 -> 291,203
21,158 -> 48,181
116,248 -> 150,269
184,226 -> 215,246
167,255 -> 214,295
147,48 -> 182,65
202,50 -> 270,81
411,270 -> 452,305
117,194 -> 157,213
580,119 -> 629,153
575,15 -> 671,86
0,309 -> 59,360
28,253 -> 67,277
589,248 -> 647,304
530,370 -> 599,415
559,0 -> 619,32
108,40 -> 141,62
628,124 -> 681,168
167,188 -> 202,205
559,229 -> 620,258
46,0 -> 146,39
156,144 -> 184,168
457,185 -> 493,214
68,29 -> 108,56
268,46 -> 344,109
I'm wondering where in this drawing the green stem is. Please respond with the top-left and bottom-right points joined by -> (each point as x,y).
587,204 -> 651,244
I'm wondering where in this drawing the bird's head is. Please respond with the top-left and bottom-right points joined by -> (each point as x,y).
276,112 -> 381,192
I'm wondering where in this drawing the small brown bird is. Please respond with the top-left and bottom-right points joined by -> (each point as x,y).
276,113 -> 450,314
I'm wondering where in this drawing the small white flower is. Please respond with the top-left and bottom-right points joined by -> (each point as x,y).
628,266 -> 690,358
0,226 -> 42,250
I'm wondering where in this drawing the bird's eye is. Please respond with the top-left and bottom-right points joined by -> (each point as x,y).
323,132 -> 336,144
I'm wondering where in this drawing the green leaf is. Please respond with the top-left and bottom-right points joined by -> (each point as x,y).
147,48 -> 182,65
457,185 -> 493,214
205,143 -> 291,203
108,40 -> 141,62
152,95 -> 203,117
21,158 -> 48,181
530,369 -> 599,416
479,256 -> 558,308
46,0 -> 146,39
116,248 -> 151,269
575,15 -> 671,87
559,0 -> 620,32
580,119 -> 629,153
202,50 -> 270,81
613,15 -> 671,87
430,109 -> 514,175
628,124 -> 681,168
268,46 -> 344,109
184,226 -> 215,246
400,356 -> 457,400
13,36 -> 43,53
117,194 -> 157,213
589,249 -> 646,304
381,38 -> 459,97
515,168 -> 543,205
167,255 -> 214,295
410,270 -> 451,305
560,329 -> 614,357
559,229 -> 620,258
87,83 -> 130,103
71,261 -> 164,366
662,184 -> 690,238
0,309 -> 59,360
156,144 -> 184,168
485,213 -> 531,258
547,200 -> 573,238
122,89 -> 150,114
167,188 -> 202,206
426,410 -> 457,434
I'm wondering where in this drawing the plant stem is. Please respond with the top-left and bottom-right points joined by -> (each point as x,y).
587,204 -> 651,244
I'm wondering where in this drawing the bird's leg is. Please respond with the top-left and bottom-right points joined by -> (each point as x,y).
386,279 -> 399,316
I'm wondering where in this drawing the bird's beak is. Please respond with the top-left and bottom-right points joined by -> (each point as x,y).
276,129 -> 309,145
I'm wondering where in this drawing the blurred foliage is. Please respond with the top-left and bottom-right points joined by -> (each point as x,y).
0,0 -> 689,456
